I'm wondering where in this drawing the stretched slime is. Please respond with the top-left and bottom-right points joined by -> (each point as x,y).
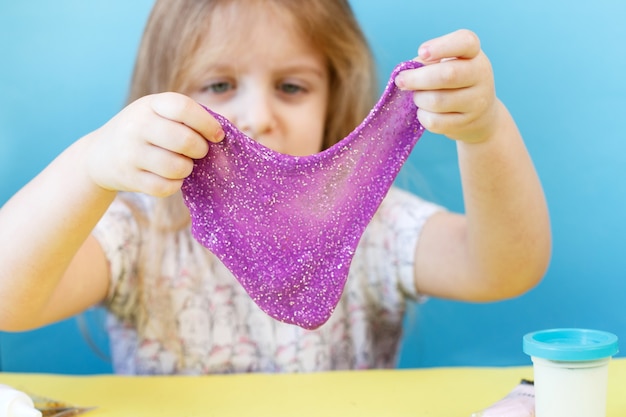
182,60 -> 424,329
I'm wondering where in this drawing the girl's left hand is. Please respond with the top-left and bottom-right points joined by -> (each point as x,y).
394,29 -> 499,144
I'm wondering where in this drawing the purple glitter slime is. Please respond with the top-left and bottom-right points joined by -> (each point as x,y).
182,60 -> 424,329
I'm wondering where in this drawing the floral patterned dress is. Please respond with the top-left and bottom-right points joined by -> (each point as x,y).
93,186 -> 441,374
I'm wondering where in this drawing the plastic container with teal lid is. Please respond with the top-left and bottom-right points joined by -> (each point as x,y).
523,328 -> 619,417
523,328 -> 619,361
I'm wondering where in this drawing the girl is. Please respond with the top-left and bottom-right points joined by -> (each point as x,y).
0,0 -> 550,374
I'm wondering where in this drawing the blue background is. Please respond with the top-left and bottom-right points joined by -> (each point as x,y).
1,1 -> 625,373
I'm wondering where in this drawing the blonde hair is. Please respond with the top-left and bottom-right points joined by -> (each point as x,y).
121,0 -> 378,353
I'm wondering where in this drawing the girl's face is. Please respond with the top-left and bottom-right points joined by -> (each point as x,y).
189,3 -> 330,156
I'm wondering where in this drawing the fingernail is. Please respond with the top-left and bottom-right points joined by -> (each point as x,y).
214,128 -> 225,142
418,45 -> 431,60
394,74 -> 405,89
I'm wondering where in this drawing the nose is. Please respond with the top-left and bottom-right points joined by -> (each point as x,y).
233,86 -> 276,142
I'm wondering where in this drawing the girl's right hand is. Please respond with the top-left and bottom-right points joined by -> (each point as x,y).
86,92 -> 224,197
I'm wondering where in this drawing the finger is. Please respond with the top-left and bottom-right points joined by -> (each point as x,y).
417,29 -> 481,63
412,87 -> 478,115
396,58 -> 479,91
416,108 -> 467,137
150,92 -> 225,143
146,118 -> 210,160
137,144 -> 196,181
133,171 -> 184,198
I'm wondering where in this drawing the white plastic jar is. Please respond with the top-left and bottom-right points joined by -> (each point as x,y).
523,328 -> 619,417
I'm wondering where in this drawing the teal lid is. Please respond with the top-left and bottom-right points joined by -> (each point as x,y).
523,328 -> 618,361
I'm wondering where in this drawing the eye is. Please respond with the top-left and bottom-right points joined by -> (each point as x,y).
278,82 -> 306,95
203,80 -> 234,94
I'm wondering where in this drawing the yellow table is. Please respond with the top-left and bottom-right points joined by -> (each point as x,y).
2,358 -> 625,416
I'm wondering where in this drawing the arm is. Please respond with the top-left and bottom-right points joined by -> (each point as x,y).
395,30 -> 551,301
0,93 -> 224,330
